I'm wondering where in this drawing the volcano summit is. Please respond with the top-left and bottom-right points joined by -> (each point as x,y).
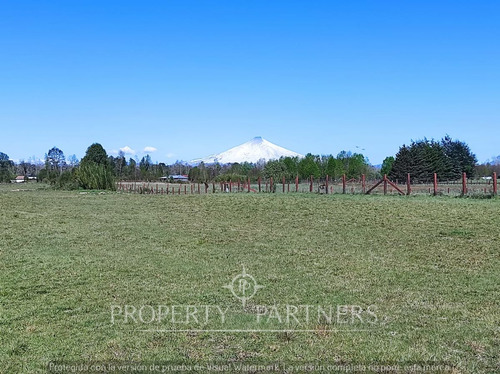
189,137 -> 303,165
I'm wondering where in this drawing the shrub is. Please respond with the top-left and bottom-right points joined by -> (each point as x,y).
56,170 -> 79,190
76,162 -> 115,190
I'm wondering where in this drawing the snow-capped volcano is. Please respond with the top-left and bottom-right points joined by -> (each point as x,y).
190,137 -> 303,165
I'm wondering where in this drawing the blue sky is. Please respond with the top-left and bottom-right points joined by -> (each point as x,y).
1,1 -> 499,164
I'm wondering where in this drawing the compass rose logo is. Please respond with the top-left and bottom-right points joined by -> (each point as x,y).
223,265 -> 264,308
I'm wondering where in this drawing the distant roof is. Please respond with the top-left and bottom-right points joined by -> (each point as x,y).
15,176 -> 24,180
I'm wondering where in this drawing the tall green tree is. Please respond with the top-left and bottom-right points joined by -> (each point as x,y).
77,143 -> 115,190
325,156 -> 339,179
189,162 -> 209,182
390,137 -> 477,182
263,159 -> 287,180
380,156 -> 394,176
282,156 -> 299,179
298,153 -> 320,179
0,152 -> 14,182
127,158 -> 137,180
139,155 -> 153,180
114,150 -> 126,178
47,147 -> 66,174
81,143 -> 109,166
441,135 -> 477,179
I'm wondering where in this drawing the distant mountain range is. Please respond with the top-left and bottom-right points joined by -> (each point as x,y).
189,137 -> 303,165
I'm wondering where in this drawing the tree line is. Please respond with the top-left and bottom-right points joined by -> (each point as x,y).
383,136 -> 478,182
0,136 -> 496,189
188,151 -> 376,183
0,145 -> 172,187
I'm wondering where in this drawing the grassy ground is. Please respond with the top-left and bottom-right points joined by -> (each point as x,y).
0,184 -> 498,373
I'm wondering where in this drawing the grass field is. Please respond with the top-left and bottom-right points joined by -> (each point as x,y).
0,184 -> 498,373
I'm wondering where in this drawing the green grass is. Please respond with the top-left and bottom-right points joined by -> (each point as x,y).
0,184 -> 498,373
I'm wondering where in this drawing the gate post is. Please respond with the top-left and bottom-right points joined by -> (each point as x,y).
462,172 -> 467,196
433,173 -> 438,196
493,172 -> 497,195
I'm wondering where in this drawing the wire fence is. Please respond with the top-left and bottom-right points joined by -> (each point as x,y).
117,172 -> 498,197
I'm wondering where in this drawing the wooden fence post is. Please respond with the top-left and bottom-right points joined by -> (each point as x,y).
493,172 -> 497,195
383,174 -> 387,195
184,185 -> 187,194
295,175 -> 299,192
258,177 -> 261,192
433,173 -> 438,196
282,176 -> 285,193
238,179 -> 241,192
270,177 -> 274,193
247,177 -> 251,192
362,174 -> 366,194
229,179 -> 232,193
406,173 -> 411,195
309,175 -> 313,192
462,172 -> 467,196
325,175 -> 329,194
342,174 -> 346,194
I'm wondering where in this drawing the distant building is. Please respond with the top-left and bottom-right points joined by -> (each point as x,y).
11,176 -> 25,183
161,175 -> 189,182
10,176 -> 37,183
